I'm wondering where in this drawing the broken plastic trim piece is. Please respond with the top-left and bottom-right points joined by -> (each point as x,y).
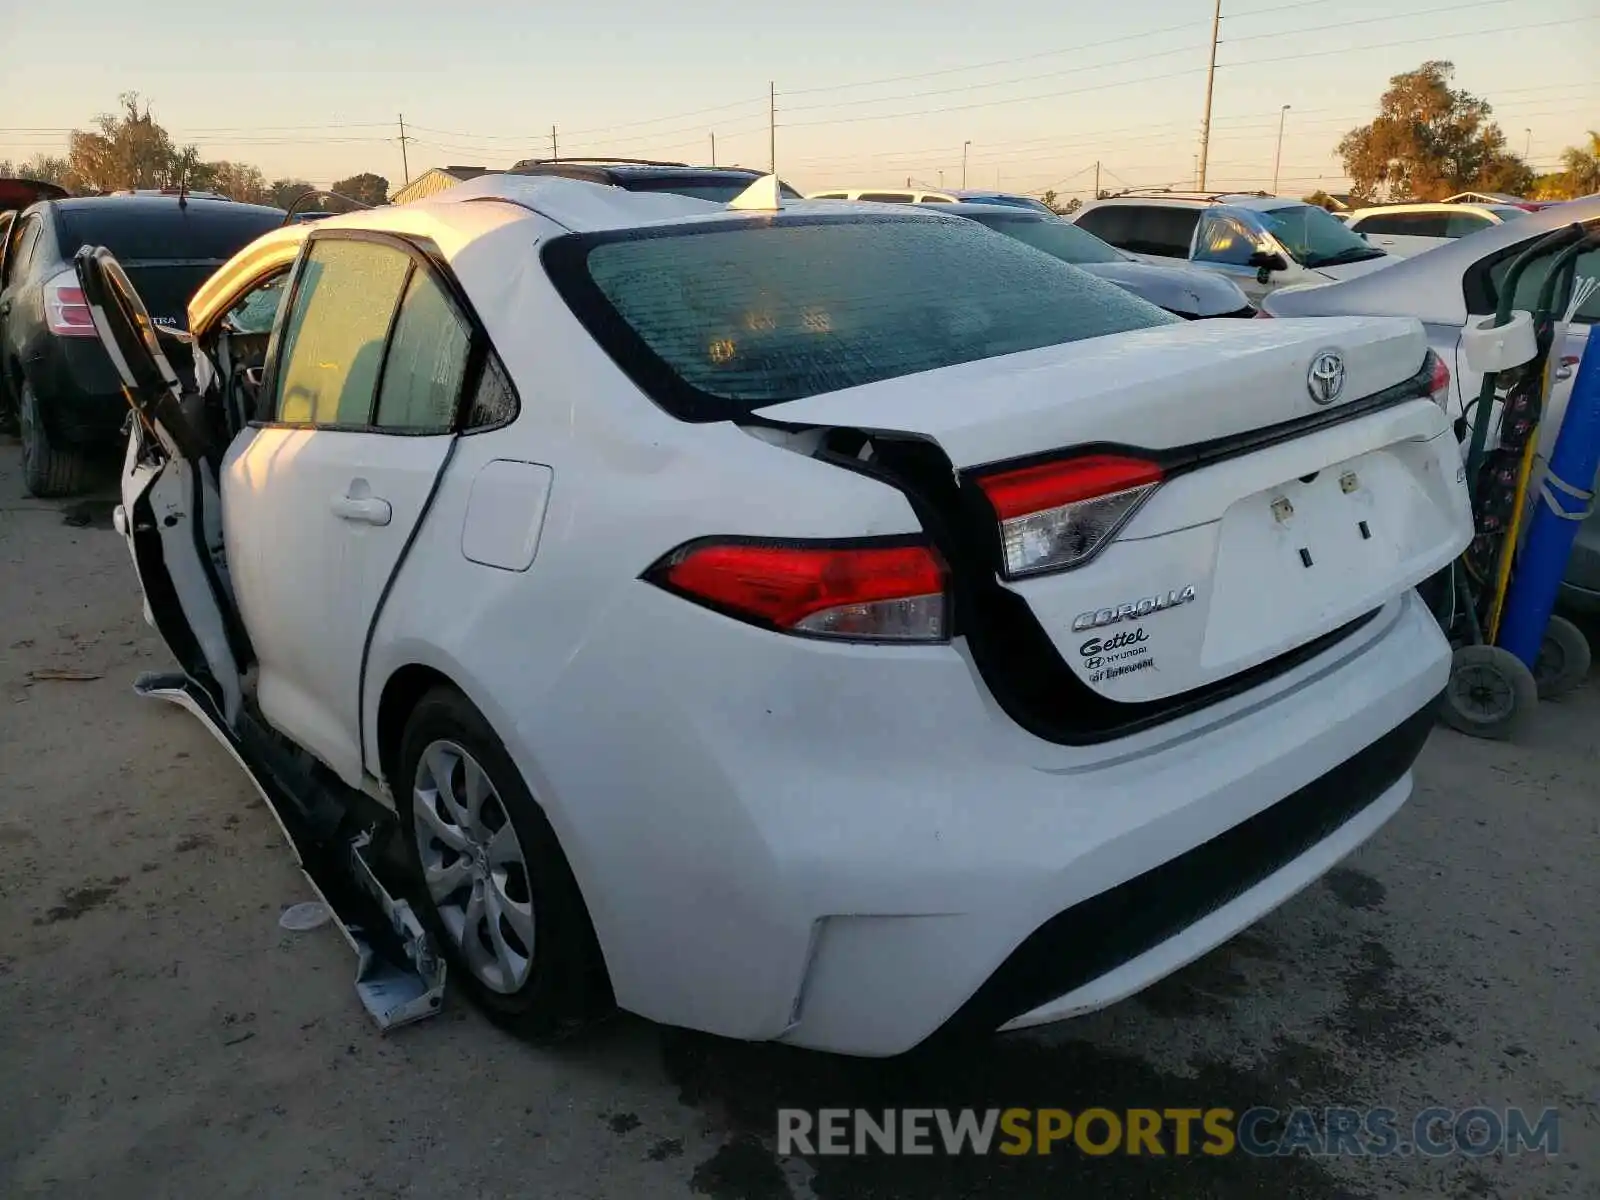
727,173 -> 784,212
134,671 -> 445,1031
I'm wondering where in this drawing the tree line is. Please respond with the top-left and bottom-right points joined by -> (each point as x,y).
0,93 -> 390,209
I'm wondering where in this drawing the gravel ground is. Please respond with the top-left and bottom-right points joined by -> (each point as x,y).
0,439 -> 1594,1199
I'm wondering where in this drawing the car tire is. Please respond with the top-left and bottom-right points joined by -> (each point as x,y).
1533,614 -> 1591,700
1438,644 -> 1538,740
18,380 -> 88,498
396,685 -> 613,1037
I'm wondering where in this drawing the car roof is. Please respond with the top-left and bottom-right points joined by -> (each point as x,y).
1265,194 -> 1600,325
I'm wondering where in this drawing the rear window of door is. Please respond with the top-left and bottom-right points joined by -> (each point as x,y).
272,239 -> 412,425
1080,205 -> 1198,258
374,268 -> 472,432
858,193 -> 916,204
1356,212 -> 1449,237
3,215 -> 45,286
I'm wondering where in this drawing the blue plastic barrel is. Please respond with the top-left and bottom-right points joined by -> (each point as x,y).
1498,339 -> 1600,667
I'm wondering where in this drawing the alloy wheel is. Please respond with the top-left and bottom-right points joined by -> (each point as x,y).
412,739 -> 537,994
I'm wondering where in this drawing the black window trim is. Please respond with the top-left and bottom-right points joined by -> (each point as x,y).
254,226 -> 521,437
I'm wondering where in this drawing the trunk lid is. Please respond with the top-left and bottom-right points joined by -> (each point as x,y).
766,317 -> 1472,703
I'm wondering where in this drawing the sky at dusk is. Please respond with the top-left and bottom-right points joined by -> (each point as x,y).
3,0 -> 1596,198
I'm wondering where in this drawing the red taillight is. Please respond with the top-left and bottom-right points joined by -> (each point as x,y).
1428,351 -> 1451,408
975,454 -> 1164,578
45,274 -> 97,337
1253,307 -> 1274,319
652,538 -> 949,642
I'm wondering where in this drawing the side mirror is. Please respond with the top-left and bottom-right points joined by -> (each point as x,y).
1248,249 -> 1289,283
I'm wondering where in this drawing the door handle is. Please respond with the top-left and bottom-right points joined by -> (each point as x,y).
331,493 -> 392,526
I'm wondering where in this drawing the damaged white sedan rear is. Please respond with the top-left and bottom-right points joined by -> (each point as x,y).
82,176 -> 1472,1056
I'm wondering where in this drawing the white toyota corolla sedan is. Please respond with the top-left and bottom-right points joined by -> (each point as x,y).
82,174 -> 1471,1056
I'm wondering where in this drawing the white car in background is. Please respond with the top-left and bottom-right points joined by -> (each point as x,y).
83,176 -> 1469,1057
1071,192 -> 1396,302
1263,196 -> 1600,612
1343,202 -> 1530,259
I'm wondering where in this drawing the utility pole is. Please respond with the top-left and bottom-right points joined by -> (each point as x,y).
1197,0 -> 1222,191
550,125 -> 558,161
710,132 -> 716,166
1093,160 -> 1100,200
1272,104 -> 1291,194
768,82 -> 776,174
398,113 -> 411,185
1524,127 -> 1532,158
962,140 -> 971,189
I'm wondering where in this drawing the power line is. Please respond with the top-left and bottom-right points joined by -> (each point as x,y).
1222,0 -> 1512,46
1220,15 -> 1600,70
776,18 -> 1202,98
782,64 -> 1207,128
781,42 -> 1206,115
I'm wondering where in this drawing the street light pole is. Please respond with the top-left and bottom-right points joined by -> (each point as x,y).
1272,104 -> 1291,194
962,141 -> 971,189
1525,127 -> 1532,159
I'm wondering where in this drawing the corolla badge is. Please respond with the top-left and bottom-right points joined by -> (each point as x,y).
1072,584 -> 1196,631
1307,349 -> 1346,405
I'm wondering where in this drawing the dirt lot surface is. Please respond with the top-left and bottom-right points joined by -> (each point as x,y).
1,440 -> 1595,1199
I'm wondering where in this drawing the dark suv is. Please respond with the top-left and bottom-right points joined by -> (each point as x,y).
0,195 -> 284,495
507,158 -> 803,203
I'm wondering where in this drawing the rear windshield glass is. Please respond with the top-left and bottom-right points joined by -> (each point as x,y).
54,203 -> 283,263
545,213 -> 1177,420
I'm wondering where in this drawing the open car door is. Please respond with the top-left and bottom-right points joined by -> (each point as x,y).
73,243 -> 448,1030
73,245 -> 248,730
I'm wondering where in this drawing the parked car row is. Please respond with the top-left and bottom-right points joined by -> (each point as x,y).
70,166 -> 1480,1056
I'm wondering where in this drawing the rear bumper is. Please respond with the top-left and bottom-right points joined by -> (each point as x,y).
24,337 -> 125,444
511,584 -> 1449,1057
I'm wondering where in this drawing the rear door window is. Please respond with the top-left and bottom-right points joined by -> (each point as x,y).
272,239 -> 411,425
1082,205 -> 1199,258
858,193 -> 916,204
374,268 -> 472,432
3,215 -> 44,285
544,212 -> 1178,421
